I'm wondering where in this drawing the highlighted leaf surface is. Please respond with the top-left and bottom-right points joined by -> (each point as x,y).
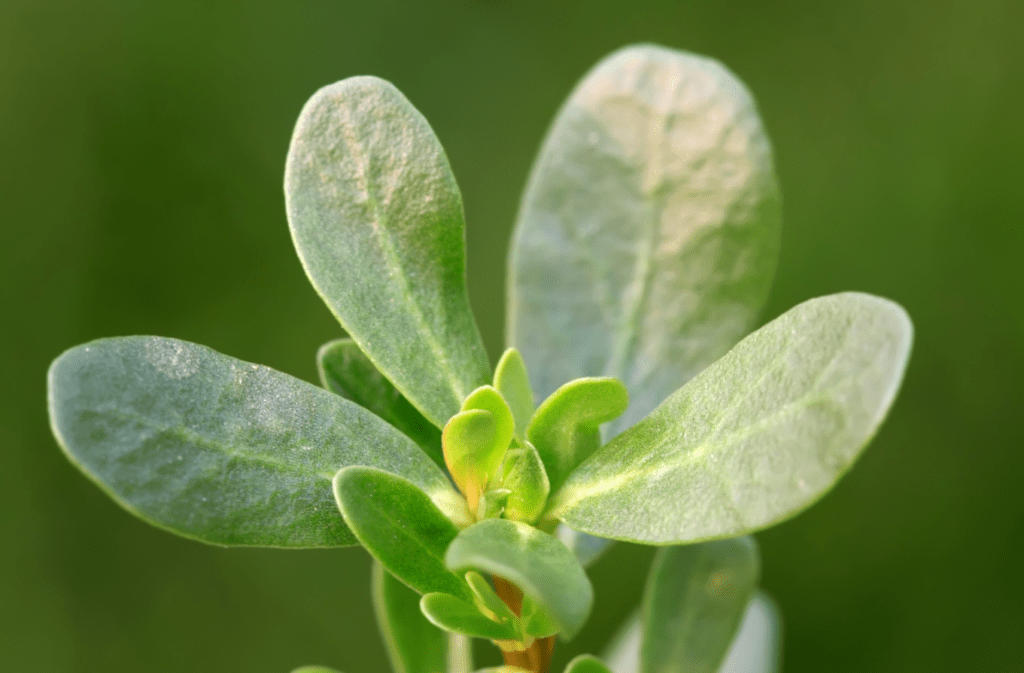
47,337 -> 451,548
551,293 -> 913,544
318,338 -> 443,467
334,467 -> 471,600
446,519 -> 593,639
286,76 -> 489,428
507,44 -> 782,436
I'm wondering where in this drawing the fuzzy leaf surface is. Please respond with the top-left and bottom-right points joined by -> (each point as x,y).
507,44 -> 782,436
420,593 -> 520,640
551,293 -> 913,544
445,519 -> 593,639
286,76 -> 489,427
373,561 -> 448,673
334,467 -> 471,600
641,538 -> 759,673
47,337 -> 451,548
318,339 -> 443,467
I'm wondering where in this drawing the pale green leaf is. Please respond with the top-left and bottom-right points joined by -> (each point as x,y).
420,593 -> 520,641
555,525 -> 615,569
507,44 -> 782,437
501,442 -> 550,524
373,561 -> 448,673
641,538 -> 760,673
443,409 -> 498,506
527,377 -> 628,491
520,595 -> 560,638
493,348 -> 535,442
550,293 -> 913,544
47,336 -> 452,548
334,466 -> 471,600
461,386 -> 515,481
565,655 -> 613,673
717,592 -> 782,673
318,338 -> 443,467
291,667 -> 343,673
445,519 -> 593,639
286,76 -> 489,428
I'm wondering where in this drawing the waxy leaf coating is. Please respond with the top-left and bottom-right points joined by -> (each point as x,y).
446,519 -> 593,639
334,466 -> 471,600
48,337 -> 451,548
372,561 -> 448,673
493,348 -> 535,442
551,293 -> 913,544
507,44 -> 782,436
641,538 -> 759,673
286,76 -> 490,428
318,338 -> 443,467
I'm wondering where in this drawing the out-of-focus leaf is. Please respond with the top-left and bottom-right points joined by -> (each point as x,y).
445,519 -> 593,639
550,293 -> 913,544
334,466 -> 471,600
565,655 -> 614,673
507,44 -> 782,437
372,561 -> 448,673
47,336 -> 452,548
602,611 -> 641,673
286,76 -> 489,428
555,525 -> 615,569
641,538 -> 759,673
717,592 -> 782,673
318,338 -> 443,467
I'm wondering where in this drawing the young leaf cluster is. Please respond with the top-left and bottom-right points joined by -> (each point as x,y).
46,44 -> 912,673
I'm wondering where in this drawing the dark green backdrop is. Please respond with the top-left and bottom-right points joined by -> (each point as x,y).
2,1 -> 1021,672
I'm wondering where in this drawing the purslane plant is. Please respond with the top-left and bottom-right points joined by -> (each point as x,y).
47,44 -> 912,673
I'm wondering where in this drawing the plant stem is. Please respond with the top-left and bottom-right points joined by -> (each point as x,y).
492,575 -> 555,673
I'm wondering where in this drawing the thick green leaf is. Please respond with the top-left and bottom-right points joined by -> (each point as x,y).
286,76 -> 490,428
527,378 -> 628,491
334,466 -> 471,600
445,519 -> 593,639
501,442 -> 550,524
565,655 -> 613,673
641,538 -> 760,673
443,409 -> 498,509
493,348 -> 535,442
465,571 -> 518,625
507,44 -> 782,437
373,561 -> 448,673
718,592 -> 781,673
550,293 -> 913,544
421,593 -> 520,641
47,336 -> 453,548
461,386 -> 515,481
318,338 -> 443,467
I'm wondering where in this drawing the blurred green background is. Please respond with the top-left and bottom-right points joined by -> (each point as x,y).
2,1 -> 1021,671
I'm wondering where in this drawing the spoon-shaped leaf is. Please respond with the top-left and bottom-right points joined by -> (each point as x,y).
527,377 -> 628,491
718,592 -> 782,673
550,293 -> 913,544
443,409 -> 498,509
641,538 -> 760,673
47,337 -> 453,548
565,655 -> 613,673
318,339 -> 443,468
445,519 -> 593,640
334,466 -> 471,600
494,348 -> 535,442
501,442 -> 550,524
372,561 -> 448,673
461,386 -> 516,482
507,44 -> 782,436
286,76 -> 490,428
420,593 -> 520,641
